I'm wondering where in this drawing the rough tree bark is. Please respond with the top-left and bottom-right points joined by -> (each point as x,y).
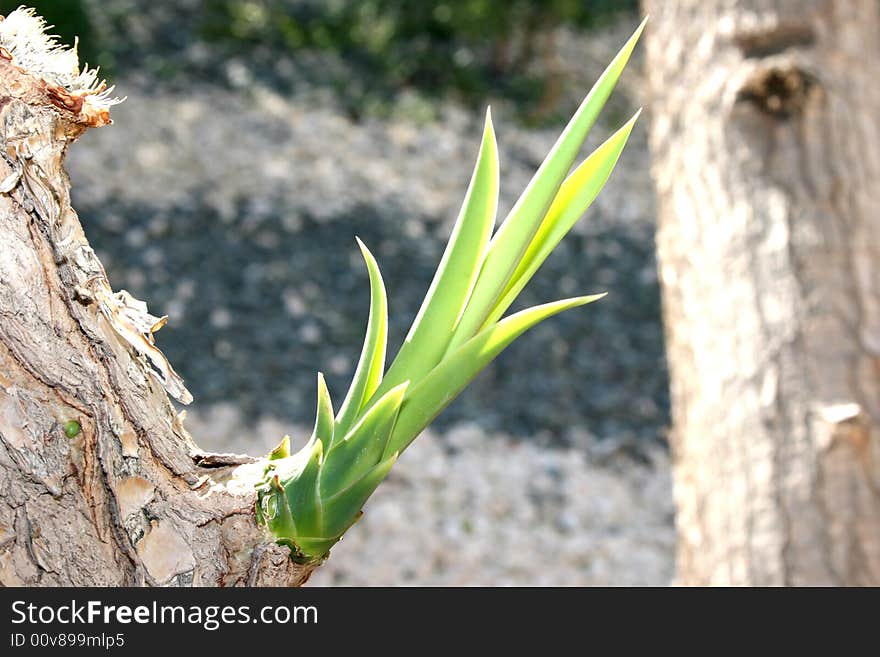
644,0 -> 880,584
0,30 -> 315,586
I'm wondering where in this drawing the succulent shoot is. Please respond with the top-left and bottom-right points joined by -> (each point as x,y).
255,19 -> 646,562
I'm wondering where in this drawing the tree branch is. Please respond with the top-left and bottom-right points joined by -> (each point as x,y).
0,9 -> 314,586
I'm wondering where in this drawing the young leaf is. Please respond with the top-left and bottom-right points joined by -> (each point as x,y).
268,435 -> 291,460
280,438 -> 324,538
447,18 -> 646,353
334,238 -> 389,436
384,295 -> 605,459
483,111 -> 640,328
263,475 -> 296,539
311,373 -> 335,449
320,382 -> 408,497
322,453 -> 398,538
371,108 -> 499,402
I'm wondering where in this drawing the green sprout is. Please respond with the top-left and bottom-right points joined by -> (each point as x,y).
64,420 -> 81,438
255,19 -> 646,562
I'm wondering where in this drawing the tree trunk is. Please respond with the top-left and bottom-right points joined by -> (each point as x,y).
0,37 -> 314,586
644,0 -> 880,584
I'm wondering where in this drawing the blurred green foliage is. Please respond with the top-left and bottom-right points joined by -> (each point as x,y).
1,0 -> 637,119
201,0 -> 636,114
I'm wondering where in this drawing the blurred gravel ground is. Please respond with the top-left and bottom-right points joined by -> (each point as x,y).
63,14 -> 674,584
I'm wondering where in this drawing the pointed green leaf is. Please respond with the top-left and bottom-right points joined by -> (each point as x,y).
334,239 -> 389,436
322,453 -> 398,537
372,108 -> 499,402
446,18 -> 646,353
311,372 -> 335,449
385,295 -> 605,458
320,382 -> 408,497
268,435 -> 291,460
262,475 -> 296,540
483,112 -> 639,327
280,438 -> 324,538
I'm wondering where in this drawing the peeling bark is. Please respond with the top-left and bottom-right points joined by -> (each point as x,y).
644,0 -> 880,585
0,53 -> 314,586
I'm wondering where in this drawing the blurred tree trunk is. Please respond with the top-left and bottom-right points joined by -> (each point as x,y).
644,0 -> 880,585
0,51 -> 313,586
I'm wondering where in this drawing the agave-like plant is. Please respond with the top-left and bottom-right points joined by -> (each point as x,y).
255,19 -> 646,562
